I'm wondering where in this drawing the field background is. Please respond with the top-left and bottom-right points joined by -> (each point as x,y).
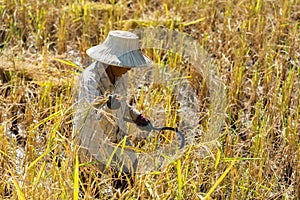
0,0 -> 299,199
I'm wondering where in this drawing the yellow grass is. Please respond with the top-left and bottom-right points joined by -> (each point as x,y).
1,0 -> 299,199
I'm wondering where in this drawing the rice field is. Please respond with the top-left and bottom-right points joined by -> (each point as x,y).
0,0 -> 299,199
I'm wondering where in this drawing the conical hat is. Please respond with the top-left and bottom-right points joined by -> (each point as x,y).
86,30 -> 152,68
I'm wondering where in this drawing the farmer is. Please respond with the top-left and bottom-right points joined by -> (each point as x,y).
73,30 -> 153,189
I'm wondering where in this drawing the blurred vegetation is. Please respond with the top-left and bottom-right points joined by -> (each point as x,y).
0,0 -> 299,199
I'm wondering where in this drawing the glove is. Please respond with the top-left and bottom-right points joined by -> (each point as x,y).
107,94 -> 121,110
134,114 -> 152,131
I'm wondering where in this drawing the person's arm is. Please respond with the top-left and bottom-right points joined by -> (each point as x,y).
126,104 -> 141,121
77,63 -> 109,121
124,104 -> 152,131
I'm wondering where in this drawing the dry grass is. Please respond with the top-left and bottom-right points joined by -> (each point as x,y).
1,0 -> 299,199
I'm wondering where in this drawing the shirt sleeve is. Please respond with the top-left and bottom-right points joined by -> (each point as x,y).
81,68 -> 101,103
77,62 -> 108,122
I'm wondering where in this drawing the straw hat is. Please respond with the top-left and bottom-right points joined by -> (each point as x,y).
86,30 -> 152,68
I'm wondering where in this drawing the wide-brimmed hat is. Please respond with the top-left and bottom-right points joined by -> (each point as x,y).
86,30 -> 152,68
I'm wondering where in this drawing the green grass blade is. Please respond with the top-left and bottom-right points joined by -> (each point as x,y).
7,165 -> 26,200
33,161 -> 47,191
12,178 -> 26,200
73,154 -> 79,200
26,145 -> 55,173
177,159 -> 183,200
204,156 -> 238,199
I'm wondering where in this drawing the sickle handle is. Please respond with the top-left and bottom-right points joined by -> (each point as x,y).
123,117 -> 185,149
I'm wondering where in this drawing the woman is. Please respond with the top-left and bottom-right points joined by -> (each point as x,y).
73,30 -> 153,190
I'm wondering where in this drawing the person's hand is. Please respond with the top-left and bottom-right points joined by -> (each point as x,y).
107,94 -> 121,110
134,114 -> 152,131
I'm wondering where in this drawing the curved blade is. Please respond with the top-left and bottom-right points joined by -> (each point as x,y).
150,126 -> 185,149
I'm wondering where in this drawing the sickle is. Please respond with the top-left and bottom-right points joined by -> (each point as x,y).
124,117 -> 185,149
149,125 -> 185,149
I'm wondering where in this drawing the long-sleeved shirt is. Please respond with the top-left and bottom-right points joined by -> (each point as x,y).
73,61 -> 140,172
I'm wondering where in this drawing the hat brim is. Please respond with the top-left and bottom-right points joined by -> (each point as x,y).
86,45 -> 152,68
